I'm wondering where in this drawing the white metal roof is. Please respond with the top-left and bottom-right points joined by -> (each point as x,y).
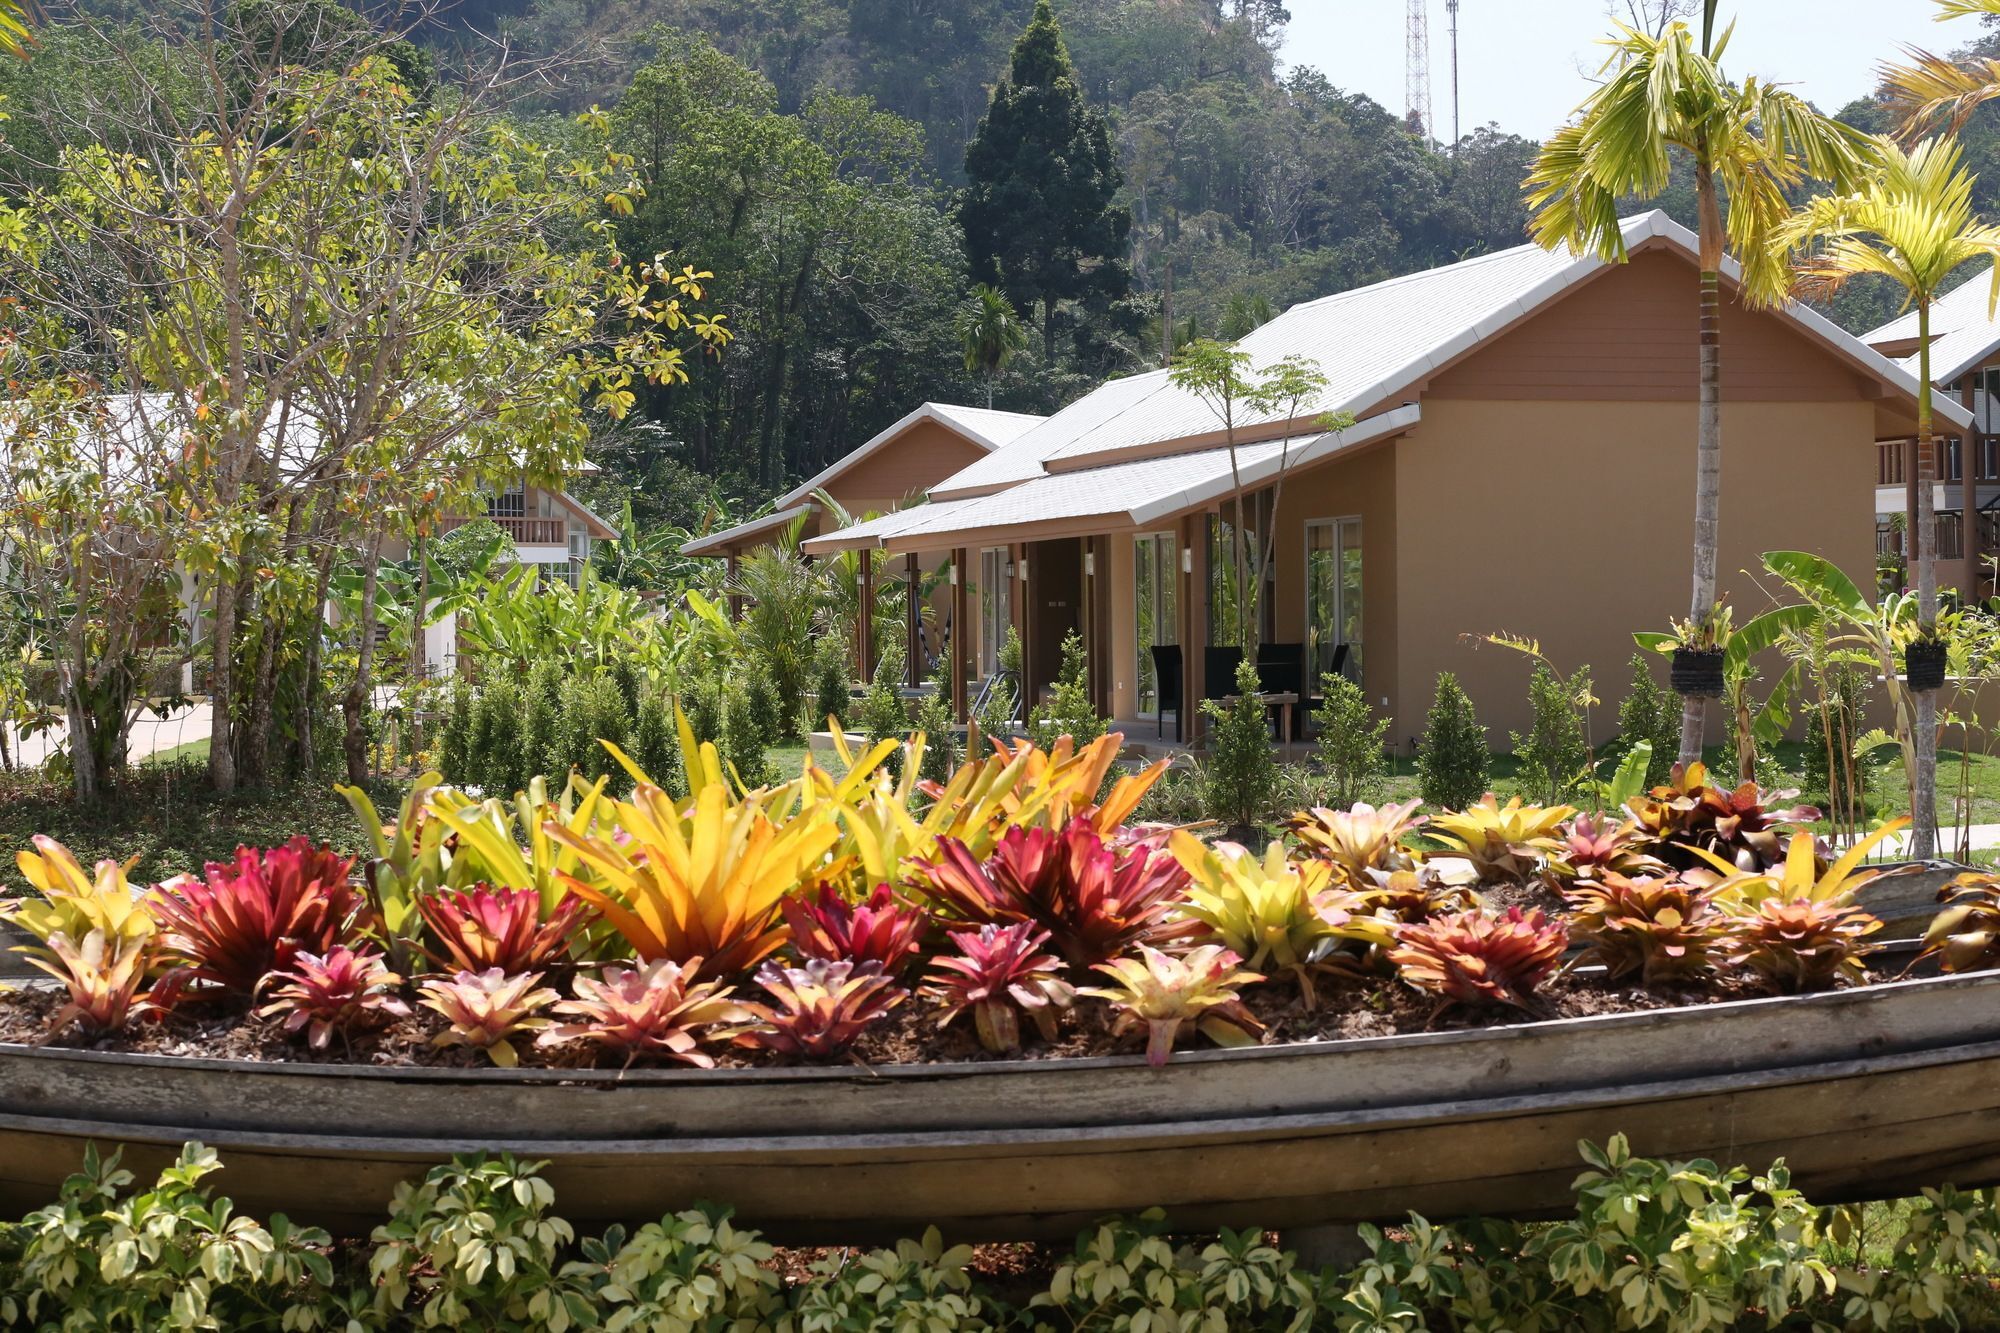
679,502 -> 813,557
923,211 -> 1966,504
929,371 -> 1171,500
1862,264 -> 2000,388
773,401 -> 1046,509
801,406 -> 1421,554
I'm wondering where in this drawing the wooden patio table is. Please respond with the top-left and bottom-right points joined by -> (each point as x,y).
1220,690 -> 1297,741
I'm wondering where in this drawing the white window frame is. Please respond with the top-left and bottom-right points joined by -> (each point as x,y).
1132,531 -> 1178,719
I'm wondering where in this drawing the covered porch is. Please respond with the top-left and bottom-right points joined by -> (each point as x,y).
801,406 -> 1419,744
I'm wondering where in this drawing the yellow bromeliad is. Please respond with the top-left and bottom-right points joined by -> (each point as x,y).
1428,795 -> 1577,884
1170,832 -> 1394,1005
548,748 -> 840,979
6,835 -> 155,954
798,730 -> 1172,899
1702,819 -> 1908,911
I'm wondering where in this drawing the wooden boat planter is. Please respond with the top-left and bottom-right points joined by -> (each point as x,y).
0,866 -> 1988,1241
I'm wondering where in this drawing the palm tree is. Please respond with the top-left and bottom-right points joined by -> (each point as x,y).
1523,3 -> 1871,768
1886,0 -> 2000,135
1777,135 -> 2000,859
959,284 -> 1029,409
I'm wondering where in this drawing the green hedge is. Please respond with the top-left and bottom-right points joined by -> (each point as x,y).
4,1137 -> 1998,1330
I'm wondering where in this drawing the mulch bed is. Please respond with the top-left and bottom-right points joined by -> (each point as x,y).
0,963 -> 1796,1072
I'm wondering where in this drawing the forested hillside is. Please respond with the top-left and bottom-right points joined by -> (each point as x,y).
27,0 -> 2000,531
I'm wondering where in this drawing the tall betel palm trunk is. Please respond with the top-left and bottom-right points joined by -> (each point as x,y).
1913,297 -> 1941,858
1680,160 -> 1726,766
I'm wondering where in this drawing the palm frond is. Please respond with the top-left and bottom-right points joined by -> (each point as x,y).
1882,48 -> 2000,138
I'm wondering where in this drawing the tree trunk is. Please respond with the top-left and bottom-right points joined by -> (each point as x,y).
293,539 -> 338,777
1042,296 -> 1058,366
207,572 -> 238,793
410,527 -> 428,685
242,575 -> 281,786
1678,166 -> 1725,770
1912,300 -> 1940,859
342,530 -> 386,785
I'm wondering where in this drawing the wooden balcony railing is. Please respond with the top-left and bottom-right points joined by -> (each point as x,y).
1878,436 -> 2000,486
438,514 -> 568,545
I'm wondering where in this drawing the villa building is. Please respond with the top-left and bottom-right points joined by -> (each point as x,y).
803,211 -> 1964,744
1862,273 -> 2000,602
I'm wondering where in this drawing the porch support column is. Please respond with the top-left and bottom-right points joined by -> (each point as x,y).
1177,513 -> 1207,741
904,551 -> 922,687
857,549 -> 875,686
725,552 -> 743,621
1090,536 -> 1114,720
1012,542 -> 1031,714
950,547 -> 970,724
1964,377 -> 1982,602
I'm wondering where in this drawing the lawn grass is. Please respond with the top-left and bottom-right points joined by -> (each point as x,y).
0,760 -> 376,894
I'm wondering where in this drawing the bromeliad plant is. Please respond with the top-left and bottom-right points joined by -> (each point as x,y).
417,884 -> 593,977
6,835 -> 157,956
1563,872 -> 1727,986
31,929 -> 155,1038
417,968 -> 561,1068
1428,796 -> 1576,883
257,946 -> 410,1051
1081,944 -> 1265,1068
1723,898 -> 1882,994
781,884 -> 927,973
148,838 -> 363,998
548,748 -> 841,979
1171,832 -> 1395,1004
1626,763 -> 1823,873
539,959 -> 749,1068
921,923 -> 1074,1054
737,959 -> 908,1060
1288,800 -> 1426,881
911,817 -> 1190,969
1542,813 -> 1662,889
1919,871 -> 2000,973
1390,907 -> 1569,1017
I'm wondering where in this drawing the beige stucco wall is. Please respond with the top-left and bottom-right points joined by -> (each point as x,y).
1389,397 -> 1879,745
821,419 -> 987,517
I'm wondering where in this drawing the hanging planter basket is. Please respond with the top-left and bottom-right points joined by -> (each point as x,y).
1905,638 -> 1949,693
1669,646 -> 1726,699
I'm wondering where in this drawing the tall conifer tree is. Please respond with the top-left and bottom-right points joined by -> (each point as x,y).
960,0 -> 1130,363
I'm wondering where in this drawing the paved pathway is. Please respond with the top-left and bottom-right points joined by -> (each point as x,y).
6,700 -> 214,769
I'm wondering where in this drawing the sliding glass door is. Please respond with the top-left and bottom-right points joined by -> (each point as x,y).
978,547 -> 1012,676
1133,533 -> 1178,718
1305,517 -> 1362,688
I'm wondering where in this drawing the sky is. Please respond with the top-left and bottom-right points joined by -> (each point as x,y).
1281,0 -> 1967,141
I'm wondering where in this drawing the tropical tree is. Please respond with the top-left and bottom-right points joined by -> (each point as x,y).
959,284 -> 1029,408
960,0 -> 1131,364
1522,2 -> 1873,767
1886,0 -> 2000,135
1776,135 -> 2000,858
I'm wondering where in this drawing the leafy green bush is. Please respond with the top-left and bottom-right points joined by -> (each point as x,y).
914,660 -> 960,787
857,644 -> 912,756
439,681 -> 473,783
630,689 -> 681,795
472,677 -> 525,796
1132,754 -> 1207,826
742,671 -> 784,753
371,1153 -> 580,1329
720,675 -> 774,789
9,1137 -> 2000,1331
1029,630 -> 1106,749
813,636 -> 850,735
973,627 -> 1024,743
1312,672 -> 1389,809
1,1143 -> 337,1331
521,658 -> 565,782
1511,663 -> 1592,807
1202,657 -> 1277,830
1617,653 -> 1677,789
1417,673 -> 1489,811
